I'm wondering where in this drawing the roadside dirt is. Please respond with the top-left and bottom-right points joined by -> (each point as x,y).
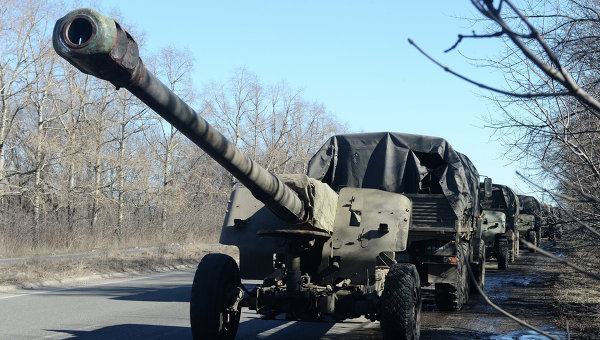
0,243 -> 236,288
420,242 -> 568,339
548,229 -> 600,339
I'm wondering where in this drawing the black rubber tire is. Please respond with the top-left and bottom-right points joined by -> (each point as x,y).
557,226 -> 563,239
515,231 -> 521,261
435,242 -> 467,311
380,263 -> 421,340
527,230 -> 536,252
509,231 -> 517,263
461,242 -> 470,304
470,239 -> 485,294
497,238 -> 509,270
190,253 -> 241,340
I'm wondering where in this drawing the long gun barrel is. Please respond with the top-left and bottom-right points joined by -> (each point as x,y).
53,9 -> 305,223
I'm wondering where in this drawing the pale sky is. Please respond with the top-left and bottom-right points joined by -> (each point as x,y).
72,1 -> 535,195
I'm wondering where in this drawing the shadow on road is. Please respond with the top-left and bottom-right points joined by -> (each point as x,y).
420,328 -> 495,339
236,318 -> 336,339
44,284 -> 191,303
110,285 -> 191,302
47,320 -> 336,340
48,324 -> 191,340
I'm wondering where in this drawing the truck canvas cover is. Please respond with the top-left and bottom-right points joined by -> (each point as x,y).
519,195 -> 541,215
484,184 -> 519,217
307,132 -> 480,218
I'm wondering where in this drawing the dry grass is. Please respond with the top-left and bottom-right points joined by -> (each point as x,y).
550,228 -> 600,338
0,243 -> 237,287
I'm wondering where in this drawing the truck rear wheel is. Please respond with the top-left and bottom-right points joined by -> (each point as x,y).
557,225 -> 563,239
381,263 -> 421,340
527,230 -> 536,252
514,231 -> 520,259
509,232 -> 516,263
470,239 -> 485,294
190,253 -> 241,340
435,242 -> 467,311
497,238 -> 509,270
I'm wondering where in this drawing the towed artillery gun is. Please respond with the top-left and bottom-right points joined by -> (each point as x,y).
53,9 -> 490,340
479,184 -> 520,269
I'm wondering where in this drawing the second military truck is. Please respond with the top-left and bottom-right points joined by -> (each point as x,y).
480,184 -> 520,269
518,195 -> 542,251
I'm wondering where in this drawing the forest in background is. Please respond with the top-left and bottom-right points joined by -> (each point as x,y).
0,0 -> 347,256
3,0 -> 600,265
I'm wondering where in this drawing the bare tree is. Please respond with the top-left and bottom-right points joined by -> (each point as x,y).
0,2 -> 347,256
110,89 -> 146,238
411,0 -> 600,219
0,0 -> 44,196
143,47 -> 196,237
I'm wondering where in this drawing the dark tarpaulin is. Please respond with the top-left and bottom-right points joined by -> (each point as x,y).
484,184 -> 520,217
307,132 -> 480,218
518,195 -> 541,215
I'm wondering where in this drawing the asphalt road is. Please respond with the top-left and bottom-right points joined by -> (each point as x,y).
0,250 -> 567,340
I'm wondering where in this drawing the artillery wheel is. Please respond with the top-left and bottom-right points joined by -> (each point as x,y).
469,239 -> 485,294
435,242 -> 468,311
190,253 -> 241,340
527,230 -> 537,252
497,238 -> 509,270
380,263 -> 421,340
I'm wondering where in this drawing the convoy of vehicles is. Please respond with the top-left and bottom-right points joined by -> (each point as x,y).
51,8 -> 565,340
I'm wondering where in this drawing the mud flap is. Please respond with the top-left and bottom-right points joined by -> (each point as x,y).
428,263 -> 458,284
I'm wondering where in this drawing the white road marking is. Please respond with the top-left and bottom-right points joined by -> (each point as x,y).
255,321 -> 296,338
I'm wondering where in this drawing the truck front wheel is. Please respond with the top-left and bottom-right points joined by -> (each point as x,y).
190,253 -> 242,340
497,238 -> 509,270
380,263 -> 421,340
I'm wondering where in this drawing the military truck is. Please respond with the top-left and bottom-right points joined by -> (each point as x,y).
548,206 -> 563,244
517,195 -> 542,251
52,9 -> 489,340
539,203 -> 553,239
480,184 -> 520,269
305,133 -> 489,312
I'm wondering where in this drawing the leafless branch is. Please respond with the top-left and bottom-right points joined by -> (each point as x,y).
520,238 -> 600,281
408,39 -> 570,98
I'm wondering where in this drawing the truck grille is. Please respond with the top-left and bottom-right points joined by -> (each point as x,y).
407,194 -> 457,228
